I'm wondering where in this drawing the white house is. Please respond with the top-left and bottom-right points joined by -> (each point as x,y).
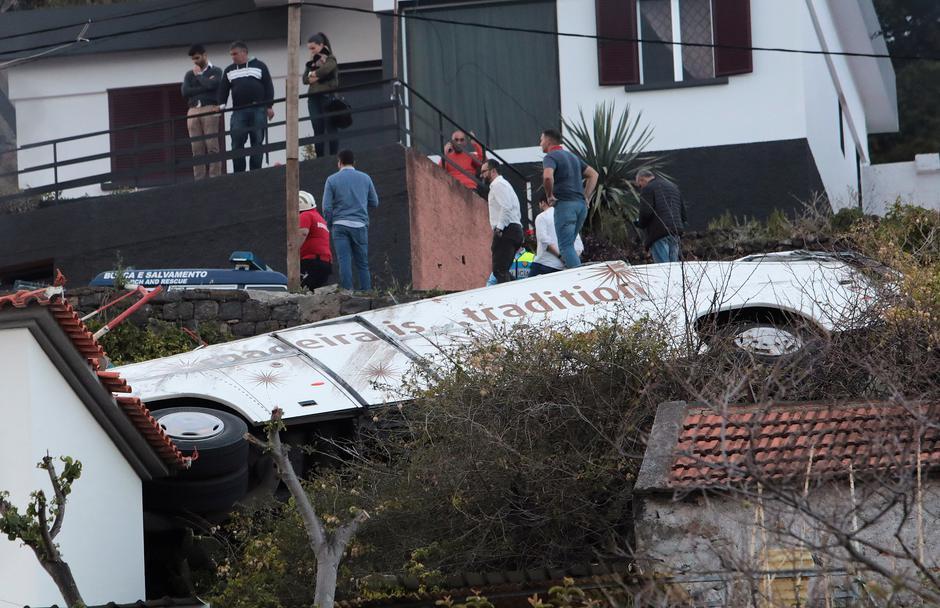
2,0 -> 898,223
0,0 -> 383,197
0,282 -> 188,606
379,0 -> 898,222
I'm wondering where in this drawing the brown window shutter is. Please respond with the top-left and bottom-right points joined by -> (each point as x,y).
713,0 -> 752,77
596,0 -> 639,86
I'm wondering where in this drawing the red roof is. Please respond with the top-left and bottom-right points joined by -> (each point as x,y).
666,401 -> 940,489
0,279 -> 188,469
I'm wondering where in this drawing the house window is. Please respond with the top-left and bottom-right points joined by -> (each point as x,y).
596,0 -> 751,86
638,0 -> 715,84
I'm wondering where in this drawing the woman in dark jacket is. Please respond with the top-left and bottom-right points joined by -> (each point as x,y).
303,32 -> 339,157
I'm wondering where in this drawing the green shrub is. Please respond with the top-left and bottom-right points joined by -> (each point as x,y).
88,319 -> 232,366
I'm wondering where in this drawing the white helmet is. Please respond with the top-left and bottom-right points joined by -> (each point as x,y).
299,190 -> 316,212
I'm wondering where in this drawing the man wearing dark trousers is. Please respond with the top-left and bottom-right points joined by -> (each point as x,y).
481,160 -> 523,284
322,150 -> 380,291
217,41 -> 275,172
634,169 -> 686,263
298,190 -> 332,290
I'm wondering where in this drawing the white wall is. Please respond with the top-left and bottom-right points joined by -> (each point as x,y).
863,155 -> 940,215
554,0 -> 806,153
9,7 -> 382,198
549,0 -> 890,213
0,327 -> 145,606
801,0 -> 870,211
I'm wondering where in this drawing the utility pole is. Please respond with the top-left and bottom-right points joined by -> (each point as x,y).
285,0 -> 302,291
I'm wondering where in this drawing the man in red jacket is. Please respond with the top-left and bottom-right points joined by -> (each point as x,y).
441,130 -> 484,189
298,190 -> 333,290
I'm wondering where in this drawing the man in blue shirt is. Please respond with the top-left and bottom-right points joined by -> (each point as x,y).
540,129 -> 598,269
322,149 -> 380,290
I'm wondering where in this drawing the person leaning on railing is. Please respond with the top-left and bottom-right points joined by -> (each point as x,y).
218,40 -> 275,173
304,32 -> 340,158
182,44 -> 224,180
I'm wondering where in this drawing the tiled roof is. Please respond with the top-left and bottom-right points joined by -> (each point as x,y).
338,563 -> 630,608
28,596 -> 206,608
640,400 -> 940,491
0,279 -> 188,469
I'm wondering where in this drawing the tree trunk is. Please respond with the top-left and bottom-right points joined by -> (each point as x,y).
41,558 -> 85,607
314,549 -> 340,608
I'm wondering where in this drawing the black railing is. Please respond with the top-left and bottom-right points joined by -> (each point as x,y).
0,78 -> 534,223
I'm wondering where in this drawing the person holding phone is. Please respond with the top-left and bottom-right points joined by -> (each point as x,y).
304,32 -> 340,158
441,130 -> 484,190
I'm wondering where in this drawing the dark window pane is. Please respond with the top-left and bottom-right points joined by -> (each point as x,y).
405,0 -> 560,151
680,0 -> 715,80
639,0 -> 674,84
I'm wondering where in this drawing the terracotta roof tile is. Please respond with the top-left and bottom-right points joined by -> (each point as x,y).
0,281 -> 188,469
667,400 -> 940,489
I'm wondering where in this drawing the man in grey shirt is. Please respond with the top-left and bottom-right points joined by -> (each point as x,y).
322,149 -> 380,290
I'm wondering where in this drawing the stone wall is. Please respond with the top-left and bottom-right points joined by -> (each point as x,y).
66,286 -> 428,338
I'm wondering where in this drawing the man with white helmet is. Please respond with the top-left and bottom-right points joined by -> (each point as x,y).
297,190 -> 332,290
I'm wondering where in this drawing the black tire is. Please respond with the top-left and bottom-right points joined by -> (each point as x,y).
144,465 -> 249,514
152,407 -> 249,480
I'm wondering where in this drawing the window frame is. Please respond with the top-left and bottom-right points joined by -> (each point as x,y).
636,0 -> 716,85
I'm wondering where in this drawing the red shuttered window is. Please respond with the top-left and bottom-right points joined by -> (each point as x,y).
107,83 -> 210,187
600,0 -> 752,86
713,0 -> 752,76
596,0 -> 640,85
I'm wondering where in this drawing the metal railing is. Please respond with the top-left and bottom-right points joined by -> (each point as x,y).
0,78 -> 534,222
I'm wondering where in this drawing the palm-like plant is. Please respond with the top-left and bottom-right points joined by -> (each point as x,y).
562,102 -> 667,239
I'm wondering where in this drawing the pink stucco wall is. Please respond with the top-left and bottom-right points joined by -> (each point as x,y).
406,150 -> 492,291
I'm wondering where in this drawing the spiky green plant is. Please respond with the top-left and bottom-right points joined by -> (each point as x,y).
561,102 -> 667,234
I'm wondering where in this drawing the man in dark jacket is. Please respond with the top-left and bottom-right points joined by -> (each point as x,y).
635,169 -> 686,263
182,44 -> 223,179
217,41 -> 275,172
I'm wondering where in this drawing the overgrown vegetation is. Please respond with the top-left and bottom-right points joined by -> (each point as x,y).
195,202 -> 940,607
86,318 -> 231,366
562,102 -> 666,247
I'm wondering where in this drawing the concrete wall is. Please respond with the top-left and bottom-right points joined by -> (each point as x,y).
0,144 -> 413,289
0,328 -> 145,606
636,482 -> 940,605
863,154 -> 940,215
66,285 -> 428,338
405,149 -> 491,290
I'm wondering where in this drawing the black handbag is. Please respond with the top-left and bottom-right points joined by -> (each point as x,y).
326,95 -> 353,130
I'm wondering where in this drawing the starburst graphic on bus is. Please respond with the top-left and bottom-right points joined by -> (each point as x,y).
246,370 -> 286,388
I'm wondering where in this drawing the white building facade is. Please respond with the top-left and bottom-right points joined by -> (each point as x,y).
382,0 -> 897,221
0,292 -> 183,606
2,0 -> 383,198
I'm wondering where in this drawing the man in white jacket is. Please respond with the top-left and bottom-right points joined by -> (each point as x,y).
530,195 -> 583,277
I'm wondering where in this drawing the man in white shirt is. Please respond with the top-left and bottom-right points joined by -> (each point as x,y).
480,160 -> 523,284
531,195 -> 584,277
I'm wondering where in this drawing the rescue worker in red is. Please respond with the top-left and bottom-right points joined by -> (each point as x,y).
298,190 -> 332,290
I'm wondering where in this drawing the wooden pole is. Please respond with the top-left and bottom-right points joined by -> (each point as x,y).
285,0 -> 302,291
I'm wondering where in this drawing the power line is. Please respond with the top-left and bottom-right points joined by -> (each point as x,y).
0,3 -> 278,58
302,0 -> 925,63
0,0 -> 222,43
0,0 -> 927,64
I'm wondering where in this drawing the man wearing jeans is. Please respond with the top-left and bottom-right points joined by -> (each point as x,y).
635,169 -> 686,263
322,149 -> 379,291
540,129 -> 598,269
217,41 -> 275,172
